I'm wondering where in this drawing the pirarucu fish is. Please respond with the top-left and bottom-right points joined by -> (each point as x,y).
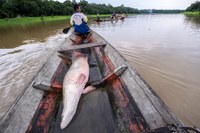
60,53 -> 95,129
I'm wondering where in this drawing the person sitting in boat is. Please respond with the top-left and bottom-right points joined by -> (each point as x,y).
111,12 -> 116,20
70,3 -> 94,43
70,4 -> 96,65
96,13 -> 100,21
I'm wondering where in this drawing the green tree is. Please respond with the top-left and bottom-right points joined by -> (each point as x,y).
0,0 -> 140,18
63,0 -> 73,15
20,1 -> 40,16
186,1 -> 200,11
1,2 -> 15,18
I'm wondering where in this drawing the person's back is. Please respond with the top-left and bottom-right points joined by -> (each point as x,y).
69,4 -> 96,66
70,4 -> 90,34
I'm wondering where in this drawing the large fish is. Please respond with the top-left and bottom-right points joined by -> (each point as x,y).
60,53 -> 95,129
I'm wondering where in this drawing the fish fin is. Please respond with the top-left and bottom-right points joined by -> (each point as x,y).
77,74 -> 86,84
82,86 -> 96,94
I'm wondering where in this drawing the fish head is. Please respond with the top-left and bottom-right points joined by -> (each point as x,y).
72,52 -> 88,61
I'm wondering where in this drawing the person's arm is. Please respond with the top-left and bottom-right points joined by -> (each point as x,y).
70,15 -> 73,25
82,13 -> 88,23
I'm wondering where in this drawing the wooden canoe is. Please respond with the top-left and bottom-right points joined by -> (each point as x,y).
0,31 -> 187,133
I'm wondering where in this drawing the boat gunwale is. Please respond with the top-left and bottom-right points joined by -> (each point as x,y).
92,31 -> 184,128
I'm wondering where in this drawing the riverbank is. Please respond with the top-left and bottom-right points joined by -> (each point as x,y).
0,15 -> 111,28
184,12 -> 200,24
184,11 -> 200,15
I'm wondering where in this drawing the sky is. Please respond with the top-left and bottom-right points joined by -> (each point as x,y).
56,0 -> 199,10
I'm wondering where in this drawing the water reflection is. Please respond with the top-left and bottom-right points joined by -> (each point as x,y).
0,20 -> 70,48
184,14 -> 200,25
184,14 -> 200,32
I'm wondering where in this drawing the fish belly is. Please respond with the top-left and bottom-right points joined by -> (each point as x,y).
61,56 -> 89,129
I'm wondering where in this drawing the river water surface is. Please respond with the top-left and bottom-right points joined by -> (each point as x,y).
0,14 -> 200,127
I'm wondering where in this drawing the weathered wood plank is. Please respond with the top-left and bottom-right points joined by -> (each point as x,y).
58,42 -> 106,52
2,84 -> 44,133
91,65 -> 127,87
26,92 -> 58,133
92,31 -> 183,129
105,43 -> 166,128
32,52 -> 62,90
106,42 -> 183,128
0,52 -> 62,133
34,50 -> 102,91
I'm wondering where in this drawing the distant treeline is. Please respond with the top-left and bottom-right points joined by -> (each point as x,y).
0,0 -> 139,19
140,9 -> 184,14
186,1 -> 200,11
0,0 -> 188,19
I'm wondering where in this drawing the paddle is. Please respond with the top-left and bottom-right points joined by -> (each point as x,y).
63,26 -> 72,34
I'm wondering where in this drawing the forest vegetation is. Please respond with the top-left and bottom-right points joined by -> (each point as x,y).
186,1 -> 200,12
0,0 -> 190,19
0,0 -> 139,19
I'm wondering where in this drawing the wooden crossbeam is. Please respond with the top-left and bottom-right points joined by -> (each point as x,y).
58,42 -> 106,53
90,65 -> 127,87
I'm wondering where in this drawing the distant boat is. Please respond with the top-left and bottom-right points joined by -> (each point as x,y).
94,18 -> 114,22
0,30 -> 198,133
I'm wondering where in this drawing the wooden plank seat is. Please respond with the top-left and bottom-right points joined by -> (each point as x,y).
58,42 -> 106,53
34,42 -> 107,92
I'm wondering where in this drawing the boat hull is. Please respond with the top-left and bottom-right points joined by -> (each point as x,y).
0,31 -> 184,133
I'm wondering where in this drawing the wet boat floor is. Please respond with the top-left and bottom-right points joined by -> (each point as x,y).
53,90 -> 115,133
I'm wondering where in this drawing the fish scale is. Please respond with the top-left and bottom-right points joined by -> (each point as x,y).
63,58 -> 88,85
61,56 -> 89,129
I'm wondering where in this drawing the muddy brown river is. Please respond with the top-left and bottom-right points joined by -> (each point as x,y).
0,14 -> 200,127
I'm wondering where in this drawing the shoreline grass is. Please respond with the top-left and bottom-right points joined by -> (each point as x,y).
0,14 -> 111,27
0,16 -> 69,27
184,11 -> 200,15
